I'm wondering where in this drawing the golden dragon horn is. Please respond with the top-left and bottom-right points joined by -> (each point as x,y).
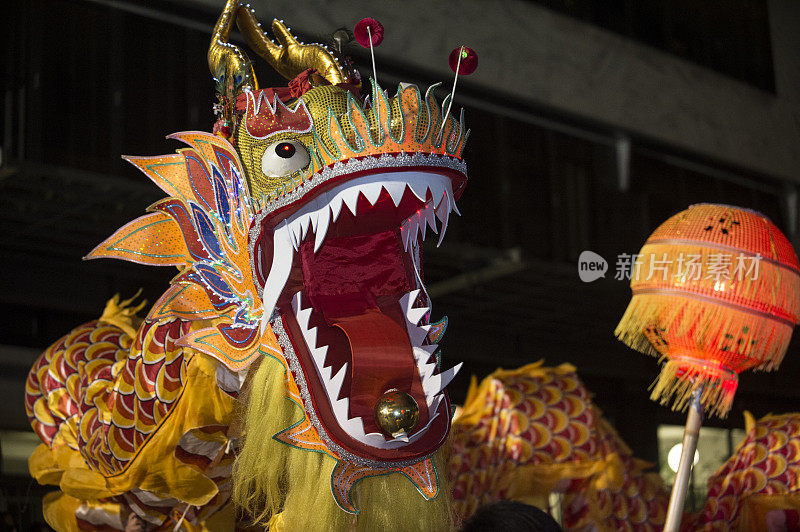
208,0 -> 254,87
236,6 -> 359,86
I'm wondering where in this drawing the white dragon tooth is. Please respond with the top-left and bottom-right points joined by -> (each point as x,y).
411,240 -> 424,285
362,182 -> 383,205
341,415 -> 366,437
436,194 -> 451,247
319,363 -> 333,383
400,289 -> 422,313
413,347 -> 438,385
414,346 -> 437,365
288,219 -> 302,250
436,193 -> 450,223
416,344 -> 437,359
295,307 -> 312,331
312,345 -> 328,369
385,182 -> 407,207
408,323 -> 430,347
436,211 -> 450,247
451,196 -> 461,216
331,395 -> 350,422
413,350 -> 436,372
342,187 -> 360,216
260,221 -> 294,333
314,205 -> 331,252
431,182 -> 445,208
300,213 -> 313,240
329,363 -> 348,399
291,291 -> 302,314
406,305 -> 429,327
427,395 -> 443,418
330,194 -> 344,222
418,210 -> 428,242
401,220 -> 412,251
428,362 -> 462,396
422,375 -> 438,399
408,180 -> 429,202
304,326 -> 318,351
407,215 -> 420,249
310,199 -> 322,233
424,204 -> 438,235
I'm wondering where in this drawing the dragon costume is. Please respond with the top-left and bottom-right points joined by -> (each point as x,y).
25,1 -> 468,529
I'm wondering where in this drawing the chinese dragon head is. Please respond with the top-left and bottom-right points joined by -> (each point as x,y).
25,0 -> 468,529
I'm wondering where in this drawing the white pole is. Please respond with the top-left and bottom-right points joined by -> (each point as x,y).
367,26 -> 378,85
664,386 -> 704,532
438,46 -> 463,140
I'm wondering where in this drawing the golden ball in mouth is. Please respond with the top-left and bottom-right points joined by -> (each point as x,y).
374,390 -> 420,437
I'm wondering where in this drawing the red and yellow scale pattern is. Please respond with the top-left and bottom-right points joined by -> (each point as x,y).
450,361 -> 669,531
26,320 -> 133,454
685,412 -> 800,531
26,318 -> 188,474
25,311 -> 240,530
562,417 -> 669,531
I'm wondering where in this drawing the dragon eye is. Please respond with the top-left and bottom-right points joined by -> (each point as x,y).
261,140 -> 310,177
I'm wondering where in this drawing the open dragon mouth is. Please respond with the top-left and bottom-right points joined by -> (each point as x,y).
251,164 -> 464,463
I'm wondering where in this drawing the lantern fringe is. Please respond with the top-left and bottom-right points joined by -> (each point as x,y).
615,292 -> 794,373
649,359 -> 738,418
615,214 -> 799,419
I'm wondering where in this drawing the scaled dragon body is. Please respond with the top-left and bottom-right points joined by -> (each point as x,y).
25,1 -> 467,529
23,3 -> 693,531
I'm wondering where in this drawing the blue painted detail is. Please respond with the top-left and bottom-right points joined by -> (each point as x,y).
190,203 -> 223,260
212,165 -> 231,228
195,263 -> 235,301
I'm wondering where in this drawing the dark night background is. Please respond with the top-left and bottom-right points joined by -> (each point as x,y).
2,0 -> 800,528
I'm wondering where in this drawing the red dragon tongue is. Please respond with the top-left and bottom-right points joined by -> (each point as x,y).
333,309 -> 415,399
318,296 -> 418,425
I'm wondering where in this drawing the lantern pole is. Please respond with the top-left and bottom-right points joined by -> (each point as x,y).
664,386 -> 704,532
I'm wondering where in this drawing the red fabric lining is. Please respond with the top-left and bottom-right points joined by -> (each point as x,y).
333,310 -> 416,424
301,230 -> 410,305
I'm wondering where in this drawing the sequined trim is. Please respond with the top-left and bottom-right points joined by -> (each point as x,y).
263,152 -> 466,214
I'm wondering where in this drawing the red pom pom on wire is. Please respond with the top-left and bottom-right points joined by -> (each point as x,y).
354,18 -> 384,48
448,46 -> 478,76
354,18 -> 384,86
439,46 -> 478,139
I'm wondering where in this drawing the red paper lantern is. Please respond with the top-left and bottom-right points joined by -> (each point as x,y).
615,204 -> 800,417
